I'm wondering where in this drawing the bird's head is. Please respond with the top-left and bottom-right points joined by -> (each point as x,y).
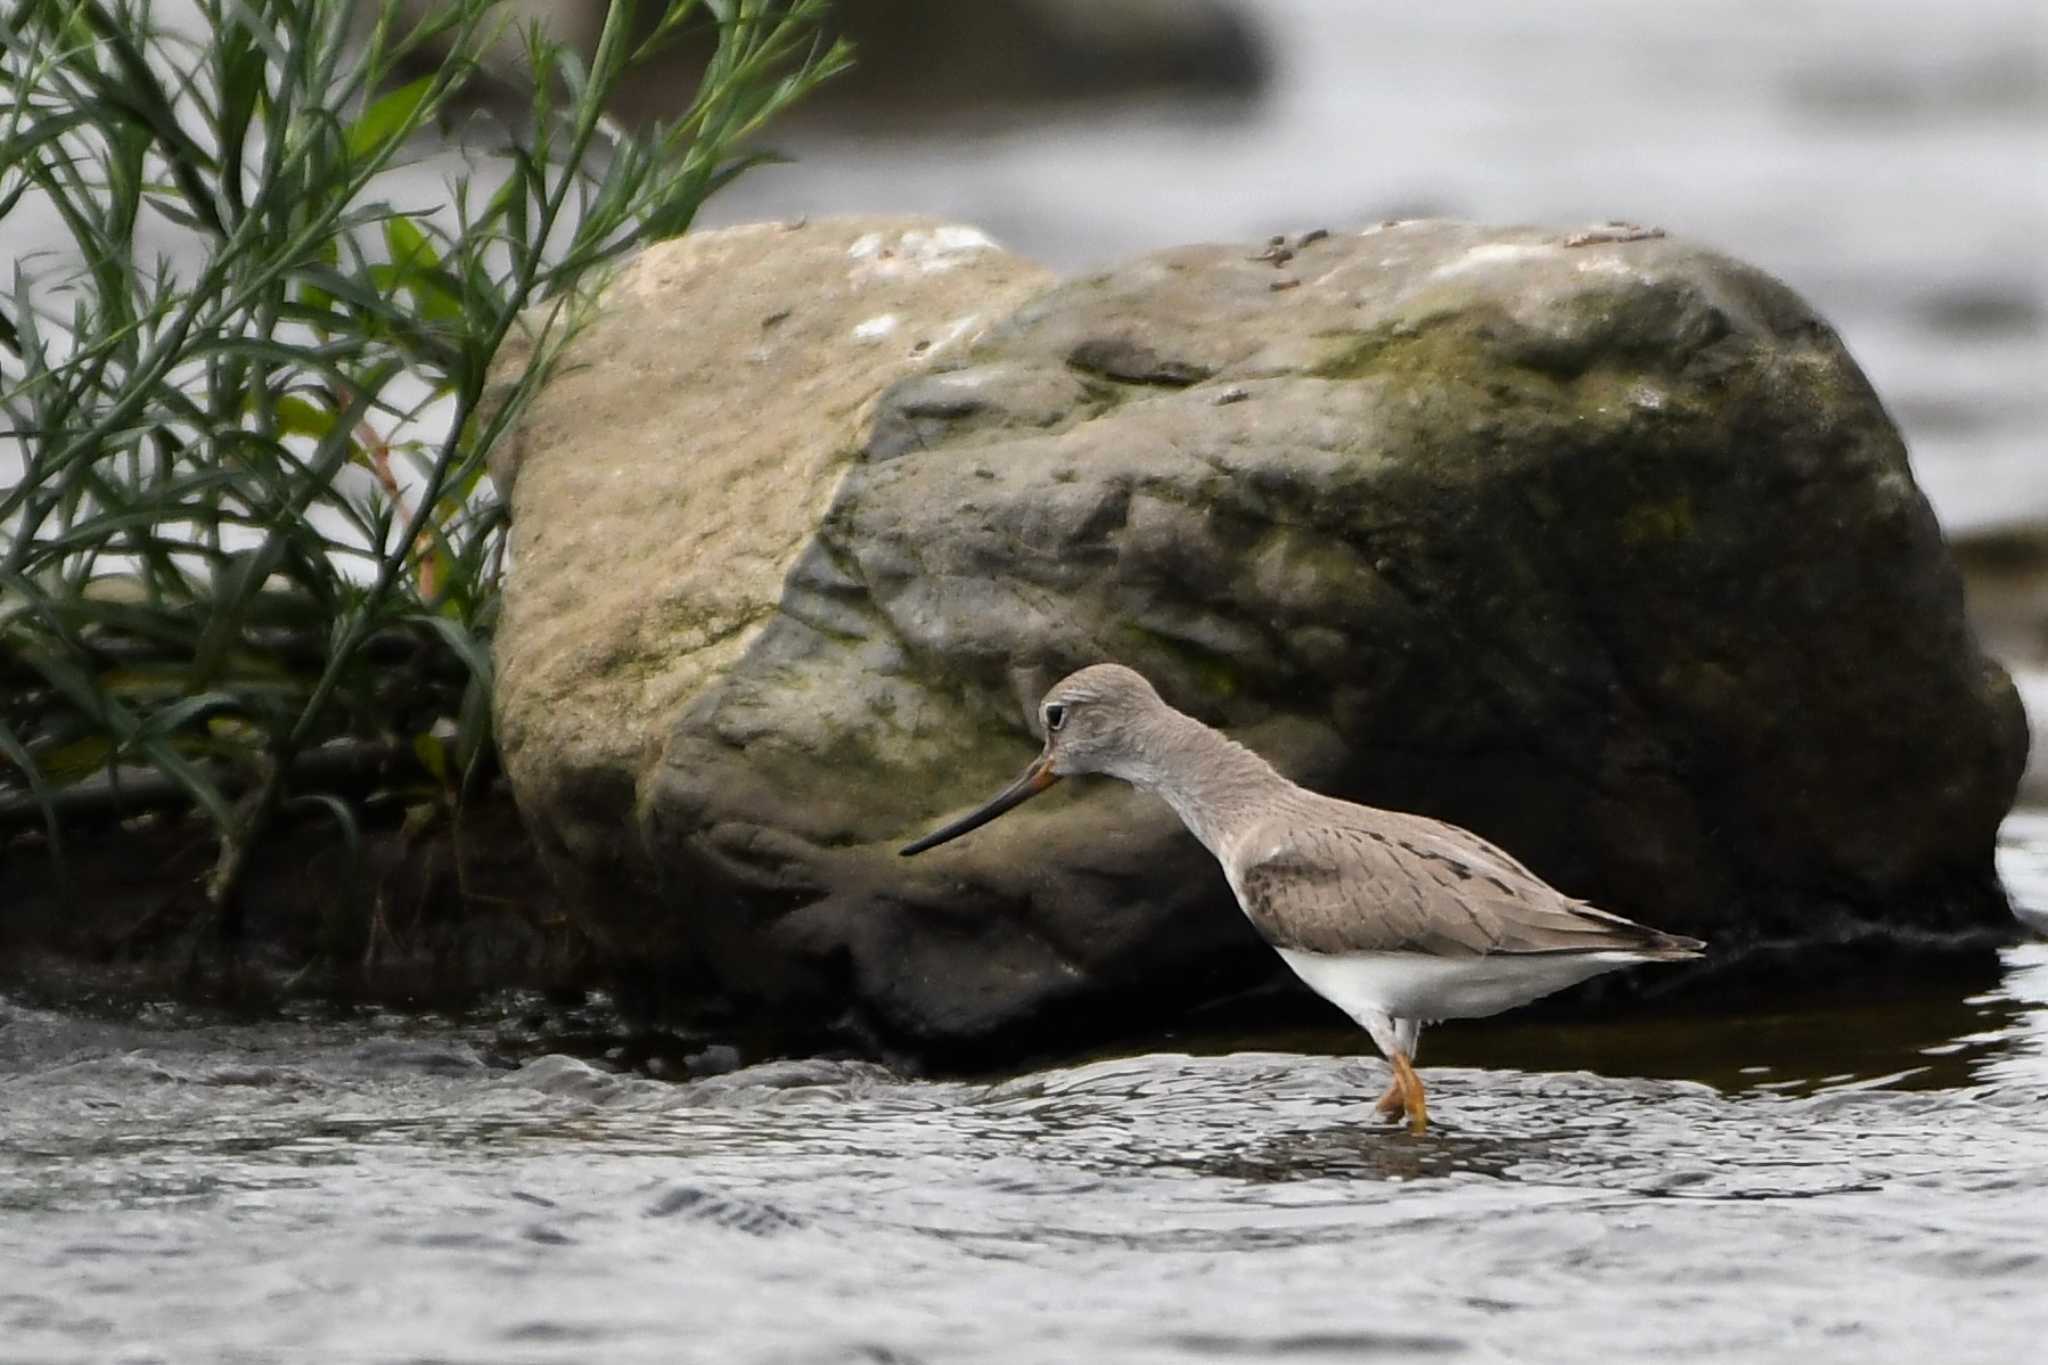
899,662 -> 1166,855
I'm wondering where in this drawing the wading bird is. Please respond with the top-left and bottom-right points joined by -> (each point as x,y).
901,664 -> 1704,1133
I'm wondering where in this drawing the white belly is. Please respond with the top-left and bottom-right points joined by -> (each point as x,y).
1274,946 -> 1647,1024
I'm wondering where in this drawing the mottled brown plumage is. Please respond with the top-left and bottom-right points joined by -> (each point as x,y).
1228,805 -> 1703,960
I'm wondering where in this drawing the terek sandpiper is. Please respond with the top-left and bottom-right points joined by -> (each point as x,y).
901,663 -> 1705,1133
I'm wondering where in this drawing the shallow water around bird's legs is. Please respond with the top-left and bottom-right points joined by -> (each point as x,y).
3,814 -> 2046,1365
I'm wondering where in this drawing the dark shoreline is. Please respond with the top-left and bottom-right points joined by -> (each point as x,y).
4,789 -> 2031,1079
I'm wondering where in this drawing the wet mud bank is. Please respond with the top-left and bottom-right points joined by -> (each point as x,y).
0,793 -> 595,1015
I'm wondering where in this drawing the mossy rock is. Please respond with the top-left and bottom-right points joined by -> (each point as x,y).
496,217 -> 2028,1065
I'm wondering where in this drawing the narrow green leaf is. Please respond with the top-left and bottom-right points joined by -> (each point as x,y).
383,213 -> 438,272
284,790 -> 361,860
0,716 -> 64,858
132,733 -> 238,831
453,668 -> 493,781
34,734 -> 115,785
344,74 -> 434,162
388,235 -> 467,325
272,394 -> 336,439
136,690 -> 244,740
406,611 -> 492,689
412,731 -> 449,785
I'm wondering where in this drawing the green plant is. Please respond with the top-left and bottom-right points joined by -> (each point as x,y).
0,0 -> 848,926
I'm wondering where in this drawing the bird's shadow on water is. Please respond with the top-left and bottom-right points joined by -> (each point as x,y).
1182,1116 -> 1543,1184
1169,1081 -> 1902,1203
985,1051 -> 1758,1191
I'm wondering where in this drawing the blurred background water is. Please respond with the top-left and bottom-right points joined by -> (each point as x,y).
701,0 -> 2046,540
7,0 -> 2038,534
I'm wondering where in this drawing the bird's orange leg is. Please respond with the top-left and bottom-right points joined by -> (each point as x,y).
1374,1075 -> 1405,1119
1390,1052 -> 1428,1135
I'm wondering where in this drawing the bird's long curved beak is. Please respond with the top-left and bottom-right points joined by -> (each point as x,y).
899,754 -> 1061,856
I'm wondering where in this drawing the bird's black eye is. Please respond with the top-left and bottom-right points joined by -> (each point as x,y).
1044,703 -> 1067,733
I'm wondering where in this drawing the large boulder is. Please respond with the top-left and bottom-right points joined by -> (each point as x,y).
493,215 -> 2029,1064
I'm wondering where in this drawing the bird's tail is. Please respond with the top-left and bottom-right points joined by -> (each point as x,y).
1627,926 -> 1707,961
1568,902 -> 1706,960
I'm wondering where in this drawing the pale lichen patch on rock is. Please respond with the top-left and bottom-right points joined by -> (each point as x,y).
851,313 -> 901,342
1431,240 -> 1560,277
848,224 -> 1003,283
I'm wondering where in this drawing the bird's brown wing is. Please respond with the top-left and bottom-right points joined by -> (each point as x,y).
1228,811 -> 1701,960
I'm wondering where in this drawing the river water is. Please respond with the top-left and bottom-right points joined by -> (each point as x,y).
4,812 -> 2045,1364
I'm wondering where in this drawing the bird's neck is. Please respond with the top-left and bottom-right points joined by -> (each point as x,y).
1115,708 -> 1292,856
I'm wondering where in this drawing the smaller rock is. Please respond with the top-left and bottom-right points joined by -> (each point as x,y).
680,1058 -> 899,1107
683,1043 -> 743,1078
348,1039 -> 485,1074
1563,220 -> 1667,247
505,1053 -> 639,1102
